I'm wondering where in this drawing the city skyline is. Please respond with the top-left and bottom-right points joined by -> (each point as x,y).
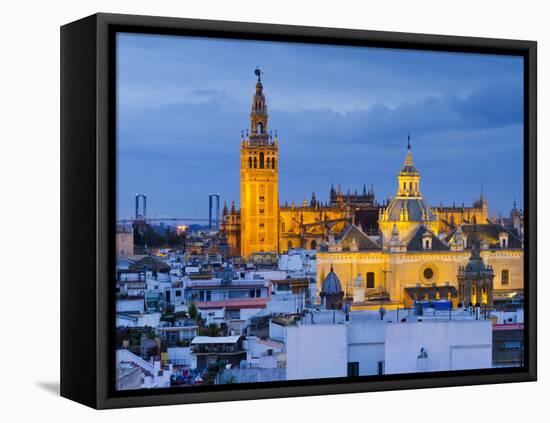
116,33 -> 524,220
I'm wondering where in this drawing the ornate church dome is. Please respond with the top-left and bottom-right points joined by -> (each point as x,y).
378,136 -> 440,245
322,265 -> 343,294
384,197 -> 436,222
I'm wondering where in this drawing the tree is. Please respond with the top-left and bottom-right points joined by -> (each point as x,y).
188,302 -> 198,320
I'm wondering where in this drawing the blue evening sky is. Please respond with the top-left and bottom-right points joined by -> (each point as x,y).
116,33 -> 524,220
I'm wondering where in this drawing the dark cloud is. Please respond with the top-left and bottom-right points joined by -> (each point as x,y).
116,35 -> 524,219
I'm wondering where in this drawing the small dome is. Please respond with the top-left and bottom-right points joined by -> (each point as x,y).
400,150 -> 419,175
322,266 -> 343,294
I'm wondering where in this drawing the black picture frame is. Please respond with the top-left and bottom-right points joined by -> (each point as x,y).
60,12 -> 537,409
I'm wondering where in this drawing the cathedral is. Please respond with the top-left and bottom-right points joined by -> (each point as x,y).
221,70 -> 524,305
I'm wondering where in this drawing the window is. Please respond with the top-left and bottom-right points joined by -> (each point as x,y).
424,239 -> 431,249
260,152 -> 265,168
504,341 -> 521,350
248,157 -> 252,168
347,362 -> 359,377
259,208 -> 264,214
267,157 -> 271,168
403,182 -> 406,190
502,269 -> 509,285
253,157 -> 257,168
481,284 -> 488,305
500,236 -> 508,248
272,158 -> 276,169
175,290 -> 181,297
366,272 -> 375,288
259,222 -> 264,228
205,290 -> 211,301
310,240 -> 317,250
377,361 -> 384,375
423,267 -> 434,280
259,195 -> 265,202
258,122 -> 263,133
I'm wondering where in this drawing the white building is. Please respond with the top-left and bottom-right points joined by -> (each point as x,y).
116,349 -> 173,388
384,320 -> 492,374
116,311 -> 161,328
285,323 -> 348,380
167,346 -> 196,367
347,313 -> 385,376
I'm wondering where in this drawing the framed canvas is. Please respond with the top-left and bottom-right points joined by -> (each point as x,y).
60,13 -> 537,409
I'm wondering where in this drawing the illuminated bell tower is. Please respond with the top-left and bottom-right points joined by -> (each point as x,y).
240,68 -> 279,257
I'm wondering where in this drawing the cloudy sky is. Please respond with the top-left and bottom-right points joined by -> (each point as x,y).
116,32 -> 524,220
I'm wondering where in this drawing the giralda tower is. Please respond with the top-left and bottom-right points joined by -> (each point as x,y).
240,68 -> 279,257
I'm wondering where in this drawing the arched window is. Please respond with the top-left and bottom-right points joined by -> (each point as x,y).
259,152 -> 265,168
471,285 -> 477,305
253,157 -> 257,168
267,157 -> 271,169
403,182 -> 406,190
248,157 -> 252,168
272,158 -> 276,169
481,284 -> 488,305
258,122 -> 263,134
310,240 -> 317,250
280,220 -> 285,232
366,272 -> 375,288
287,240 -> 293,250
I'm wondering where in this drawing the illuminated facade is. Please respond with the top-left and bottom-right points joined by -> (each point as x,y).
316,143 -> 524,304
221,70 -> 523,307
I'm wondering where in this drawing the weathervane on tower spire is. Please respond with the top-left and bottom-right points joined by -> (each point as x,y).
254,67 -> 262,82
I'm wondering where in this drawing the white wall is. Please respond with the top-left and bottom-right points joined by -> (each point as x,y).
384,320 -> 492,374
167,347 -> 195,367
347,318 -> 385,376
285,324 -> 348,380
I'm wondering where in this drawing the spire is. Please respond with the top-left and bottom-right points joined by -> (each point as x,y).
391,223 -> 399,241
404,135 -> 414,167
222,201 -> 228,216
310,191 -> 317,206
249,67 -> 270,144
363,183 -> 367,195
